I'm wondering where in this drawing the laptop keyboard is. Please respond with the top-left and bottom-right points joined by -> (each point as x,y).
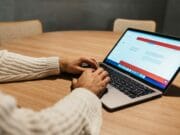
102,65 -> 155,98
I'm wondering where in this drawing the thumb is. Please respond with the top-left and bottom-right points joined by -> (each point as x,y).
76,67 -> 95,74
71,78 -> 78,90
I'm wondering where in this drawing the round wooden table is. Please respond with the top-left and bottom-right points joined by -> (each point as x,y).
0,31 -> 180,135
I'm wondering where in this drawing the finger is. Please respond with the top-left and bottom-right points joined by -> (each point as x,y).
91,58 -> 99,68
72,78 -> 78,85
71,78 -> 78,90
94,68 -> 104,75
80,57 -> 98,69
103,77 -> 111,84
100,71 -> 109,79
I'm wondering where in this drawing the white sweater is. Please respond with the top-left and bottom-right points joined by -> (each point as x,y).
0,50 -> 102,135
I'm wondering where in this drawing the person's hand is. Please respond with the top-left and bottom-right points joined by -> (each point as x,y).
71,68 -> 110,97
60,57 -> 98,74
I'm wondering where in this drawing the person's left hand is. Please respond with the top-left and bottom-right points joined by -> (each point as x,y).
59,57 -> 98,74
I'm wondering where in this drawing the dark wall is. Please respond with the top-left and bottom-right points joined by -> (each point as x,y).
1,0 -> 179,36
163,0 -> 180,36
0,0 -> 15,21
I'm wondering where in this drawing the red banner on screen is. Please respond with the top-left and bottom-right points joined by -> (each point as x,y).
137,37 -> 180,51
120,60 -> 168,85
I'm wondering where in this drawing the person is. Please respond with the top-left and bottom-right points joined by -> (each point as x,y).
0,50 -> 110,135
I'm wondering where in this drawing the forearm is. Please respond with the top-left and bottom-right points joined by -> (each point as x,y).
0,89 -> 102,135
0,50 -> 60,83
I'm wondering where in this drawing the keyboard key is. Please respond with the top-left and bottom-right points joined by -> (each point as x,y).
101,65 -> 154,98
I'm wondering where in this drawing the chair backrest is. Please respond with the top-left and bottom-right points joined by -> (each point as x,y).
113,18 -> 156,33
0,20 -> 43,41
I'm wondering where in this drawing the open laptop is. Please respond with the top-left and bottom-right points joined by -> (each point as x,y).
100,28 -> 180,111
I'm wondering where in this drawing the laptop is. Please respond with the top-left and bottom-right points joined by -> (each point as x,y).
100,28 -> 180,111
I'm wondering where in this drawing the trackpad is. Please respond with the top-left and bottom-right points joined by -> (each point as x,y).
101,84 -> 131,109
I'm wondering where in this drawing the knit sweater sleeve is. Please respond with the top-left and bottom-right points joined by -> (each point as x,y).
0,88 -> 102,135
0,50 -> 60,83
0,50 -> 102,135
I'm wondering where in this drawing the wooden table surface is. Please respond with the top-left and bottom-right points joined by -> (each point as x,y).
0,31 -> 180,135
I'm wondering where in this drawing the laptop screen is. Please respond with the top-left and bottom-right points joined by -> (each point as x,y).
104,29 -> 180,90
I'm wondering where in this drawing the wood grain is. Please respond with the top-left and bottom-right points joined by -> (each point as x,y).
0,31 -> 179,135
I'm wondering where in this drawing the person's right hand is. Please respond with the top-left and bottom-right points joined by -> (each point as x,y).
71,68 -> 110,97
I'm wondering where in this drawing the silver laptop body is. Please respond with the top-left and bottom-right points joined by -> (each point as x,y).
100,28 -> 180,111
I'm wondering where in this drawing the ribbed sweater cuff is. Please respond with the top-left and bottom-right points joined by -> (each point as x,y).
40,57 -> 60,76
70,88 -> 102,134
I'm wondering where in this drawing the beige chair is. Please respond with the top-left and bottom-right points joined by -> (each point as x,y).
0,20 -> 43,41
113,18 -> 156,33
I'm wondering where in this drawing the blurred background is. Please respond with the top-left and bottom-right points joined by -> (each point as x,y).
0,0 -> 180,36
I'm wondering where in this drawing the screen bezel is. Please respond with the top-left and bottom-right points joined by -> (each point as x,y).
103,28 -> 180,92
